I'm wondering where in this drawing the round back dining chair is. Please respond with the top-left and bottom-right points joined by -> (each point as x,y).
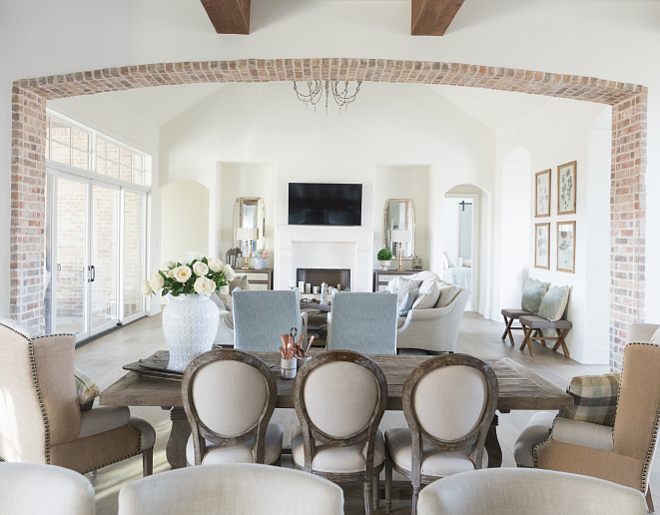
292,349 -> 388,515
118,463 -> 344,515
385,353 -> 498,515
181,349 -> 282,466
417,468 -> 648,515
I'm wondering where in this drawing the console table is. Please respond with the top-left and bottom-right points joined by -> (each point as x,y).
234,268 -> 273,290
373,269 -> 419,291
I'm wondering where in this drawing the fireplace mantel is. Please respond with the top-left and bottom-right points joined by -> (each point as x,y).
274,225 -> 373,292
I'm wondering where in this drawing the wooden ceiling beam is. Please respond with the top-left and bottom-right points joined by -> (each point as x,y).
200,0 -> 251,35
411,0 -> 466,36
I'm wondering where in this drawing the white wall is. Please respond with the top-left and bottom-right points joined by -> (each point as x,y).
46,95 -> 162,315
495,100 -> 611,363
1,0 -> 660,326
160,82 -> 495,289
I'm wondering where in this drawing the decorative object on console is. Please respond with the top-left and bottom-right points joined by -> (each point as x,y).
557,221 -> 576,273
225,247 -> 241,269
535,169 -> 551,217
557,161 -> 577,215
535,223 -> 550,269
377,247 -> 393,271
390,229 -> 411,272
293,80 -> 363,114
237,227 -> 258,270
143,252 -> 233,372
253,249 -> 269,270
412,255 -> 423,271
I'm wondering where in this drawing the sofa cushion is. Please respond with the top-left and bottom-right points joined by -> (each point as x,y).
74,368 -> 100,411
412,279 -> 442,310
558,373 -> 620,427
538,285 -> 569,321
520,278 -> 549,315
436,285 -> 461,308
398,289 -> 419,317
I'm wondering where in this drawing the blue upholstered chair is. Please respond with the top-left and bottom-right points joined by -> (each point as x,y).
326,292 -> 397,354
232,290 -> 303,352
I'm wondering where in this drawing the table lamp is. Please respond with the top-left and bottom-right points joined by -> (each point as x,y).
390,229 -> 410,272
236,227 -> 258,269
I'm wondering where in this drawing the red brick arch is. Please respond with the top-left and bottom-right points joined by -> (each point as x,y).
11,58 -> 647,369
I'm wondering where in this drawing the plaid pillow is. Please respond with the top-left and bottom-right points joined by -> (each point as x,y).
557,373 -> 620,427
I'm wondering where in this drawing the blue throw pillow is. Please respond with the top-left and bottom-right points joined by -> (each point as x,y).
398,289 -> 419,317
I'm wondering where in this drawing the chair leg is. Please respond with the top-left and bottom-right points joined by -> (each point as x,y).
647,487 -> 655,513
373,472 -> 380,511
364,479 -> 373,515
385,458 -> 392,513
411,486 -> 420,515
143,448 -> 153,476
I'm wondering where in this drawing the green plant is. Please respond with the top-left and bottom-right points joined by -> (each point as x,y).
377,248 -> 393,261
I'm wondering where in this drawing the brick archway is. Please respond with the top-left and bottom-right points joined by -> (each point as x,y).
11,58 -> 647,369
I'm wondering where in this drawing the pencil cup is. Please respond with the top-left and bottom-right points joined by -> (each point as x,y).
281,358 -> 297,379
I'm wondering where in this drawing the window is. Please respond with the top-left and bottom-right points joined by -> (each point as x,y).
46,113 -> 151,187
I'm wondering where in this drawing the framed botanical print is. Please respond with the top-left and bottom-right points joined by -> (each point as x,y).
557,221 -> 576,273
535,169 -> 551,217
535,223 -> 550,270
557,161 -> 577,215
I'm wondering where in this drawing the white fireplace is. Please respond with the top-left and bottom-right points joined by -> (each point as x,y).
274,225 -> 373,292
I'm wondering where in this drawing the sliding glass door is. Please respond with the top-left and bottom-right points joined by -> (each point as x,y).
122,189 -> 148,323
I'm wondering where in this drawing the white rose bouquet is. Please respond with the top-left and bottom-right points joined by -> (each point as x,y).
143,251 -> 232,297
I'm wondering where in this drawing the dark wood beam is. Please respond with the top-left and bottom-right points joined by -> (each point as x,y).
411,0 -> 466,36
200,0 -> 251,35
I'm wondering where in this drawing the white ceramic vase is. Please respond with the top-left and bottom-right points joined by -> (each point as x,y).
162,294 -> 219,372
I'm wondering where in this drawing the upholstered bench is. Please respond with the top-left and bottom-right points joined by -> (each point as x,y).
519,315 -> 572,358
501,308 -> 532,345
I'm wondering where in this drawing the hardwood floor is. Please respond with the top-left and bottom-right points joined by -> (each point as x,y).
75,312 -> 655,514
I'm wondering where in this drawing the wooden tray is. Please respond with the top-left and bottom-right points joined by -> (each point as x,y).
123,350 -> 183,381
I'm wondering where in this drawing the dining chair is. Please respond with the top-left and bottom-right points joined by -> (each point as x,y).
0,323 -> 155,476
232,289 -> 304,351
118,463 -> 344,515
417,468 -> 647,515
292,350 -> 388,515
0,462 -> 95,515
327,292 -> 398,354
181,349 -> 283,466
384,353 -> 498,515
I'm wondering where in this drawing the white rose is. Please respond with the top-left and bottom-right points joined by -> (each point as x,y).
193,261 -> 209,277
194,276 -> 216,295
191,251 -> 205,261
173,265 -> 192,283
161,260 -> 176,270
167,268 -> 176,279
224,264 -> 236,281
149,273 -> 165,291
219,285 -> 229,296
208,257 -> 224,273
177,252 -> 195,265
141,280 -> 153,296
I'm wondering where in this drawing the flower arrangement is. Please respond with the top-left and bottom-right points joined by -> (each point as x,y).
141,251 -> 235,298
377,248 -> 393,261
258,249 -> 270,260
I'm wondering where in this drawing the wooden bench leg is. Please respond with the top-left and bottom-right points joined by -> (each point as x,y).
501,316 -> 515,346
520,326 -> 535,357
551,329 -> 571,358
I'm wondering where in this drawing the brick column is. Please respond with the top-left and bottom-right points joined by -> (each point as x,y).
610,91 -> 647,371
10,85 -> 47,332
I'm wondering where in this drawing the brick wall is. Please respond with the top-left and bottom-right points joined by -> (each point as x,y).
10,59 -> 648,368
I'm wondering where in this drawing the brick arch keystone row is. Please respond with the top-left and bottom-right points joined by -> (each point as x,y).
10,58 -> 647,370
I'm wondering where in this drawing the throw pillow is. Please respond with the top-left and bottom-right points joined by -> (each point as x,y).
521,278 -> 549,315
557,373 -> 620,427
74,367 -> 100,411
538,285 -> 570,321
398,289 -> 419,317
444,251 -> 455,269
437,285 -> 461,308
220,274 -> 250,311
412,279 -> 442,310
387,277 -> 420,307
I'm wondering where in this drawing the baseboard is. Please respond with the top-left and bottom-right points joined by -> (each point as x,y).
573,347 -> 609,365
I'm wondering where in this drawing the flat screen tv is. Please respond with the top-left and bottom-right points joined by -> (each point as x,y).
288,183 -> 362,226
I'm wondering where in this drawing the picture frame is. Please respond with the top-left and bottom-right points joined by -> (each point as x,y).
557,161 -> 577,215
535,169 -> 551,218
557,221 -> 576,273
534,223 -> 550,270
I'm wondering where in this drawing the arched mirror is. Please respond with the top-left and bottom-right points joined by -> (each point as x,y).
383,199 -> 415,258
233,197 -> 266,257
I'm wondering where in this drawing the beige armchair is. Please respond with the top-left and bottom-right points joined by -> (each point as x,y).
0,462 -> 95,515
417,468 -> 648,515
514,323 -> 660,511
0,323 -> 155,476
118,463 -> 344,515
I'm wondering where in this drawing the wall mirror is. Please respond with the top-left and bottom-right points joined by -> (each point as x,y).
233,197 -> 266,253
383,199 -> 415,258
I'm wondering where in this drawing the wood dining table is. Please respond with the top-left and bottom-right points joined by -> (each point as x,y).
100,352 -> 573,469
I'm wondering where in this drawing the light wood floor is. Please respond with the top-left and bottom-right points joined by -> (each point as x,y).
75,312 -> 657,514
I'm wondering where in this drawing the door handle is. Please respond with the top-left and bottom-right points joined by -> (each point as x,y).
90,265 -> 96,283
